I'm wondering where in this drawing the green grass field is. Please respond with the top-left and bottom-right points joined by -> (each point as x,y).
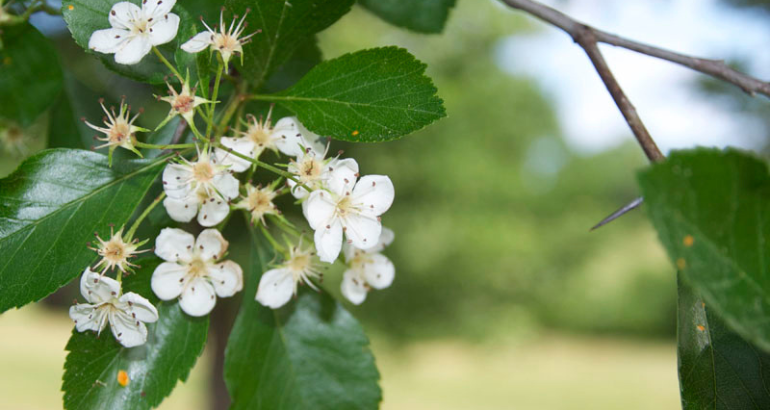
1,306 -> 679,410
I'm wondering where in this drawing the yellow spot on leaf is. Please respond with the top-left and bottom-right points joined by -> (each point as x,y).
117,370 -> 129,387
683,235 -> 694,247
697,325 -> 705,332
351,130 -> 359,136
68,4 -> 74,10
702,302 -> 706,308
676,258 -> 686,270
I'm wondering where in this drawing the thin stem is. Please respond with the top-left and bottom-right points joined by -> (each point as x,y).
214,143 -> 296,179
207,60 -> 224,137
135,141 -> 195,150
126,192 -> 166,241
259,223 -> 286,254
152,47 -> 183,82
214,93 -> 244,140
499,0 -> 770,99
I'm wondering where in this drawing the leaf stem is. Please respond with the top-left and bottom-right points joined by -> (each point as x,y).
135,141 -> 195,150
125,192 -> 166,241
152,47 -> 183,82
207,60 -> 224,137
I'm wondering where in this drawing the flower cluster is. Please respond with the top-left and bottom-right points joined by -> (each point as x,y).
70,2 -> 398,350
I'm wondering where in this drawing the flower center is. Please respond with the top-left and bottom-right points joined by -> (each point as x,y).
248,190 -> 272,211
337,195 -> 357,216
214,34 -> 239,53
131,18 -> 151,35
298,157 -> 323,182
101,240 -> 126,263
109,121 -> 131,143
188,258 -> 208,277
192,161 -> 215,183
288,254 -> 311,274
173,95 -> 195,114
247,126 -> 271,147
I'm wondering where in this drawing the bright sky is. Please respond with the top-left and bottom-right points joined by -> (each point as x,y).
495,0 -> 770,155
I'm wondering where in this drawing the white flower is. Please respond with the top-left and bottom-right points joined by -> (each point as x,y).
303,171 -> 395,263
181,7 -> 259,69
161,148 -> 239,227
69,269 -> 159,348
151,228 -> 243,317
233,183 -> 279,226
216,114 -> 324,173
82,97 -> 148,165
256,242 -> 321,309
156,75 -> 211,128
288,151 -> 359,199
89,225 -> 149,274
88,0 -> 180,65
341,228 -> 395,305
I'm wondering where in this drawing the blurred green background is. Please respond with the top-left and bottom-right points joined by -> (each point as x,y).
3,0 -> 769,408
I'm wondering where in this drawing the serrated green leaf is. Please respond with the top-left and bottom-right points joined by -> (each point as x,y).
223,0 -> 354,87
0,23 -> 63,126
264,46 -> 446,142
224,227 -> 382,410
677,272 -> 770,409
639,148 -> 770,352
358,0 -> 456,33
48,72 -> 105,150
262,38 -> 322,93
62,258 -> 209,410
0,149 -> 164,312
63,0 -> 196,84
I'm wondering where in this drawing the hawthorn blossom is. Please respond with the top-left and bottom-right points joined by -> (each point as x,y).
233,183 -> 279,226
303,172 -> 395,263
89,225 -> 149,274
288,150 -> 359,199
151,228 -> 243,317
216,114 -> 324,173
181,8 -> 258,69
69,269 -> 159,348
161,148 -> 239,226
83,98 -> 148,165
88,0 -> 180,65
256,242 -> 321,309
156,75 -> 211,129
340,228 -> 395,305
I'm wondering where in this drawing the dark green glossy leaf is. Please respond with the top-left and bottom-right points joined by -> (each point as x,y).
0,23 -> 63,126
267,46 -> 446,142
63,259 -> 209,410
639,148 -> 770,352
48,72 -> 105,150
0,149 -> 164,312
224,227 -> 382,410
63,0 -> 196,84
262,38 -> 322,94
358,0 -> 456,33
678,272 -> 770,409
223,0 -> 354,87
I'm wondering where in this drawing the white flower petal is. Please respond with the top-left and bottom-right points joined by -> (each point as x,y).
363,253 -> 395,289
118,292 -> 159,323
287,177 -> 309,199
88,28 -> 130,54
212,172 -> 240,200
69,304 -> 104,333
162,163 -> 193,199
155,227 -> 195,262
341,270 -> 367,305
181,31 -> 213,53
366,226 -> 395,254
151,262 -> 186,300
304,190 -> 337,230
110,310 -> 148,348
343,213 -> 381,250
353,175 -> 395,216
210,261 -> 243,297
198,197 -> 230,227
179,277 -> 217,317
80,268 -> 121,304
273,117 -> 307,157
327,158 -> 359,196
108,2 -> 141,30
296,119 -> 327,155
315,220 -> 343,263
148,13 -> 180,46
195,229 -> 228,261
142,0 -> 176,17
114,36 -> 152,65
255,268 -> 295,309
217,137 -> 255,173
163,196 -> 199,223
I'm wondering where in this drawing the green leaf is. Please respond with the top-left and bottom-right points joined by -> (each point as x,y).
48,72 -> 105,150
63,0 -> 196,84
358,0 -> 456,33
224,228 -> 382,410
0,23 -> 63,126
223,0 -> 354,87
0,149 -> 164,312
677,272 -> 770,409
266,46 -> 446,142
262,38 -> 323,94
62,258 -> 209,410
639,148 -> 770,352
